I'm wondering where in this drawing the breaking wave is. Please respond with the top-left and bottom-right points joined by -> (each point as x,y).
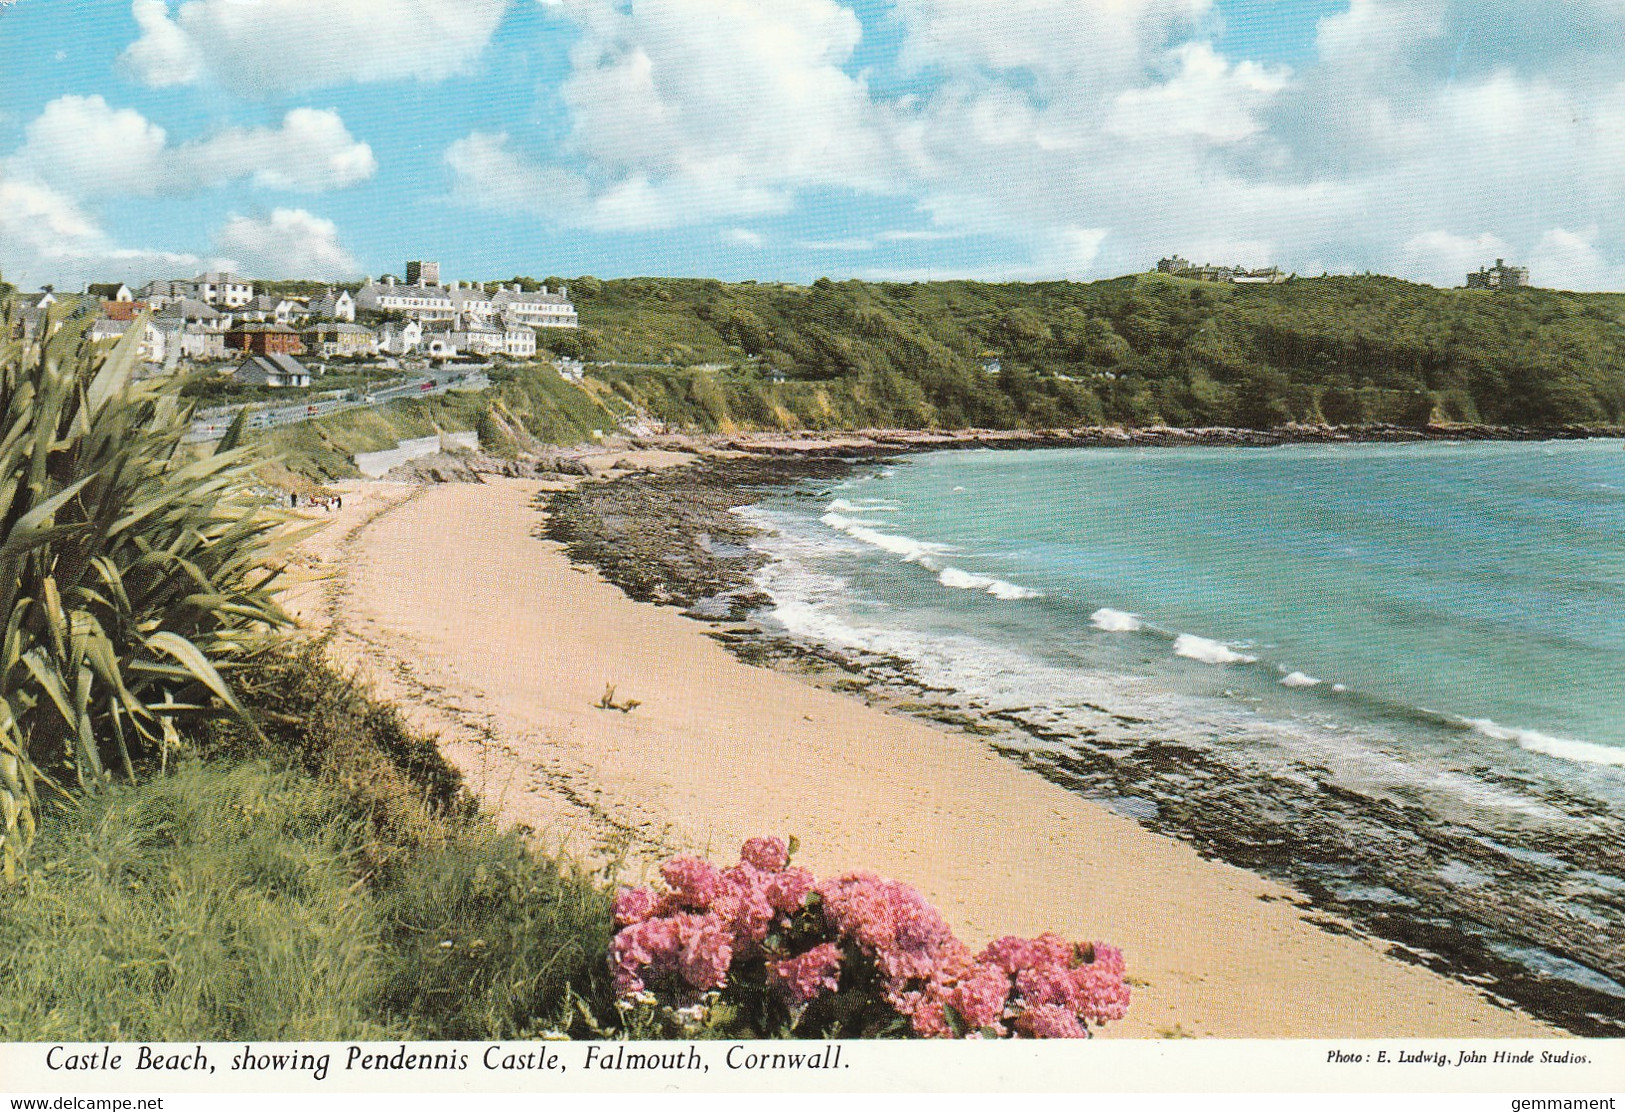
1173,634 -> 1258,666
1090,608 -> 1143,632
937,566 -> 1041,600
1467,718 -> 1625,769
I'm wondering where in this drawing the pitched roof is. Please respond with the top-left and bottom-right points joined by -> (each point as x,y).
140,279 -> 195,297
227,321 -> 299,334
154,298 -> 221,321
233,353 -> 310,381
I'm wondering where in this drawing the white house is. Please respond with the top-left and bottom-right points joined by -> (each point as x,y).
310,288 -> 355,322
137,279 -> 196,308
376,319 -> 423,355
193,272 -> 254,309
240,295 -> 300,324
490,284 -> 578,328
169,324 -> 227,361
232,353 -> 311,387
16,290 -> 57,343
355,276 -> 456,321
155,299 -> 227,362
87,283 -> 134,302
450,281 -> 494,320
425,332 -> 460,360
503,323 -> 536,358
446,316 -> 505,356
89,316 -> 166,364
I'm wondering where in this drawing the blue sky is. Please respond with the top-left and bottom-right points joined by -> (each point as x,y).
3,0 -> 1624,291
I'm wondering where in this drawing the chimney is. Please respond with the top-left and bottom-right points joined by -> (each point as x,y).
540,285 -> 549,296
386,275 -> 395,287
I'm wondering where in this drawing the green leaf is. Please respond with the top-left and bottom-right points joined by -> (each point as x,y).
143,630 -> 247,718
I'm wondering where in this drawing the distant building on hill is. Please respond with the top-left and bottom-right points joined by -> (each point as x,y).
1466,258 -> 1529,290
1155,256 -> 1286,284
405,260 -> 440,286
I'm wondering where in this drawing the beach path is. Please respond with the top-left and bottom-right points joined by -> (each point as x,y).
285,476 -> 1552,1039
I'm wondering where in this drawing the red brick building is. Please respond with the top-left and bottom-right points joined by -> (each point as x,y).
225,321 -> 304,356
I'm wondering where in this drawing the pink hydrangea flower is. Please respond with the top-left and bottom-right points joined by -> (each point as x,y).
769,941 -> 844,1004
660,856 -> 722,910
940,959 -> 1012,1033
673,912 -> 733,992
607,838 -> 1129,1038
1071,954 -> 1131,1024
714,864 -> 777,953
1017,1003 -> 1088,1039
613,886 -> 659,927
609,911 -> 733,999
763,867 -> 815,915
817,872 -> 959,995
740,837 -> 790,872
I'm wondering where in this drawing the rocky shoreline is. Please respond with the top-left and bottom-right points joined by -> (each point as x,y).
691,421 -> 1625,454
540,438 -> 1625,1038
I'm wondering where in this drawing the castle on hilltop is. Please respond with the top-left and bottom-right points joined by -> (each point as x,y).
1155,256 -> 1287,284
1465,259 -> 1529,290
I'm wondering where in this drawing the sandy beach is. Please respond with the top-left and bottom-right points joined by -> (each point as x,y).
279,468 -> 1554,1039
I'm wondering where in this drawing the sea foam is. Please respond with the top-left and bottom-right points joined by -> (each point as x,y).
937,566 -> 1040,600
1090,608 -> 1143,632
1280,671 -> 1323,688
1467,718 -> 1625,769
828,498 -> 895,514
1173,634 -> 1258,666
820,511 -> 948,564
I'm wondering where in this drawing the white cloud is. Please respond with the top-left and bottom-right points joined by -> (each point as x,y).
444,131 -> 590,213
56,0 -> 1625,291
0,176 -> 200,290
8,96 -> 375,198
1399,230 -> 1511,287
1108,44 -> 1290,143
889,0 -> 1214,91
121,0 -> 509,94
213,208 -> 361,279
1529,227 -> 1625,291
448,0 -> 896,231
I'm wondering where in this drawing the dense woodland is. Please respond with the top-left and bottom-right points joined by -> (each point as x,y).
539,273 -> 1625,431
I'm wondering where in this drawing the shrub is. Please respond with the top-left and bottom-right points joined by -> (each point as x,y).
0,300 -> 290,880
608,838 -> 1130,1039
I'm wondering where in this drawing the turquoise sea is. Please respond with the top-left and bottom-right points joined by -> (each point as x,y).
740,440 -> 1625,1033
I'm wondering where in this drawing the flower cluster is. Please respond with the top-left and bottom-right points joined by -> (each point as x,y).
609,838 -> 814,1001
607,838 -> 1130,1039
